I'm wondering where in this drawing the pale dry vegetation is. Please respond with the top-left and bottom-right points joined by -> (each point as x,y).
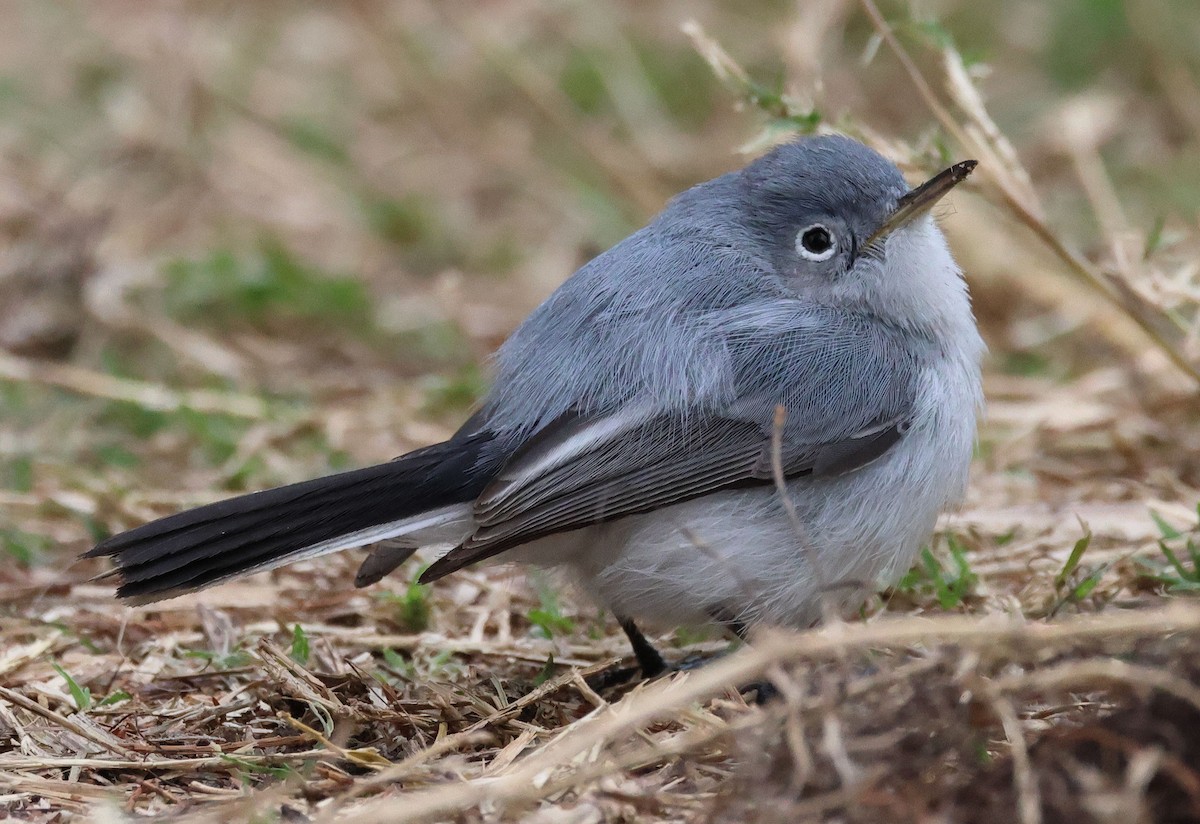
2,1 -> 1200,821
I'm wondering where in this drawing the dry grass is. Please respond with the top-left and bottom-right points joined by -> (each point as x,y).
2,1 -> 1200,821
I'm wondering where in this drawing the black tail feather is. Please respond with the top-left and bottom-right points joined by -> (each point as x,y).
113,469 -> 435,585
85,432 -> 499,602
353,542 -> 420,588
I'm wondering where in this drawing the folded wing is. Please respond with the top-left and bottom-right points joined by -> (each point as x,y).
421,306 -> 921,582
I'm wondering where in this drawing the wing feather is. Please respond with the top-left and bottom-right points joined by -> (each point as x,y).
420,408 -> 905,582
419,306 -> 923,584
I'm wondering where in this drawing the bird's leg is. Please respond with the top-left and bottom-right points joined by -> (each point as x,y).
587,611 -> 775,703
583,615 -> 667,692
618,616 -> 667,678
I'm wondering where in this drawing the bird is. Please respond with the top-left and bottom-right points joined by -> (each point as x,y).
85,135 -> 984,679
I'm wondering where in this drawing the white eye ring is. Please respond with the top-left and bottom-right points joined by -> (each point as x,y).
795,224 -> 837,262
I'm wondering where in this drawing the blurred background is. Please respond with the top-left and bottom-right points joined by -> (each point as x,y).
1,0 -> 1198,583
7,5 -> 1200,817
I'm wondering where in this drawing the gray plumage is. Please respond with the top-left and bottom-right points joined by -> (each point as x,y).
88,134 -> 984,636
479,136 -> 911,435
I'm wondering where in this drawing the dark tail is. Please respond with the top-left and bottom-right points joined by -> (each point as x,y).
84,432 -> 498,603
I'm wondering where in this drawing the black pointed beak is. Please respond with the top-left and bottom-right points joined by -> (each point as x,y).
863,159 -> 977,249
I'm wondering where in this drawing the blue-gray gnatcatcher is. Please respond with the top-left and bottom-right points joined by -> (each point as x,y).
87,135 -> 983,677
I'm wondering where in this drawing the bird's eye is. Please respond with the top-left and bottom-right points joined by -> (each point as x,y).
796,224 -> 837,262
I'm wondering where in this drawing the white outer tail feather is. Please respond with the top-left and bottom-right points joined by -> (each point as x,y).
125,503 -> 474,605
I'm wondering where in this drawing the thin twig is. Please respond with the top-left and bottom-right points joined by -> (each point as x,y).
0,751 -> 334,770
0,685 -> 131,757
997,658 -> 1200,718
335,602 -> 1200,823
314,658 -> 619,817
0,349 -> 276,419
857,0 -> 1200,384
989,693 -> 1042,824
770,405 -> 830,601
279,713 -> 389,771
